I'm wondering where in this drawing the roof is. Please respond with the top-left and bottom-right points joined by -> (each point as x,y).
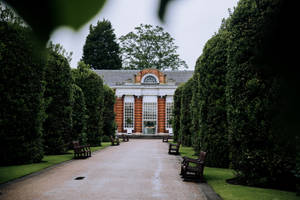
93,70 -> 194,87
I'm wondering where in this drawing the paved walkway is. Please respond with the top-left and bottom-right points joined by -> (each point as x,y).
0,140 -> 206,200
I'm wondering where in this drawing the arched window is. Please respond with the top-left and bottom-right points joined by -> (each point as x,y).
141,74 -> 159,84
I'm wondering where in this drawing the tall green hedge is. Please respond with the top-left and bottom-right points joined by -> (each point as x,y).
72,62 -> 104,146
71,84 -> 87,144
172,0 -> 296,190
179,79 -> 194,146
43,45 -> 73,154
195,30 -> 229,168
190,71 -> 201,153
226,0 -> 295,188
0,21 -> 45,165
102,85 -> 116,137
172,84 -> 183,142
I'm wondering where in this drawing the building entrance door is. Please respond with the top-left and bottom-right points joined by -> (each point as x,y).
142,99 -> 157,135
143,121 -> 156,134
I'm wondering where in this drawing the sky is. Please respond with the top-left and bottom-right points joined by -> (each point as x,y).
50,0 -> 239,70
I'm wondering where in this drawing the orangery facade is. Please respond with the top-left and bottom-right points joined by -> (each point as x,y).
95,69 -> 193,135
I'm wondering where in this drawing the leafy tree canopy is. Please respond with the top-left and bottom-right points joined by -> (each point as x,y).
82,19 -> 122,70
119,24 -> 188,70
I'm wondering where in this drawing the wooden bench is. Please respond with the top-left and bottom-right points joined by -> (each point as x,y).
168,142 -> 181,155
110,136 -> 120,146
162,136 -> 169,142
72,141 -> 91,159
121,134 -> 129,142
180,151 -> 207,182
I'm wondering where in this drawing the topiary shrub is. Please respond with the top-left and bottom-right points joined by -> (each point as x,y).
179,79 -> 193,146
43,43 -> 73,154
172,84 -> 183,143
71,84 -> 88,144
0,20 -> 45,165
102,85 -> 116,138
72,62 -> 104,146
194,29 -> 229,168
226,0 -> 295,189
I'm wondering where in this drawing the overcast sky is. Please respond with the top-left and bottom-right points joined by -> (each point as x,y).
50,0 -> 239,70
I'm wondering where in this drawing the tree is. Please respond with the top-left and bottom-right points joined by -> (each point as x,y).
72,62 -> 104,146
119,24 -> 188,70
0,5 -> 45,165
82,19 -> 122,70
43,43 -> 73,154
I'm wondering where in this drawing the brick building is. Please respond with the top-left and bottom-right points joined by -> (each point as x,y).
94,69 -> 193,135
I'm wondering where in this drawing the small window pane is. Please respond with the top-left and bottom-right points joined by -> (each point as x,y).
124,102 -> 134,128
143,75 -> 157,84
166,102 -> 173,128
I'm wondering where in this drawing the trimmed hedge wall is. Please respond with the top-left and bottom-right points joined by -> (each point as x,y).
195,31 -> 229,168
173,0 -> 297,190
179,79 -> 193,146
72,62 -> 104,146
226,0 -> 295,188
71,84 -> 87,144
43,46 -> 73,154
0,22 -> 45,165
102,85 -> 116,138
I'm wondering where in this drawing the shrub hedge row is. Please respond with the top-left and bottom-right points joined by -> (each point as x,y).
0,8 -> 117,164
173,0 -> 297,190
0,21 -> 45,165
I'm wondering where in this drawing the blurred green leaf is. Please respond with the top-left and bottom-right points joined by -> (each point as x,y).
3,0 -> 107,43
158,0 -> 173,22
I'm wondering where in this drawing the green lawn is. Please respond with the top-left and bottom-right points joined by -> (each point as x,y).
179,145 -> 299,200
0,142 -> 111,184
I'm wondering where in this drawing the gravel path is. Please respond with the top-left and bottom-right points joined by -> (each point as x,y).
0,139 -> 206,200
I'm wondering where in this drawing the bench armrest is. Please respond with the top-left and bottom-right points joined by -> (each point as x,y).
184,159 -> 204,167
182,156 -> 199,163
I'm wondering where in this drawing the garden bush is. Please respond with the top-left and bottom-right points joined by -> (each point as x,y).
43,43 -> 73,154
179,79 -> 194,146
103,85 -> 116,137
194,29 -> 229,168
172,84 -> 183,142
0,18 -> 45,164
226,0 -> 295,189
72,62 -> 104,146
71,84 -> 88,144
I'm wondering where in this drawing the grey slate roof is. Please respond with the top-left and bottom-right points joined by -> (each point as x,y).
93,70 -> 194,87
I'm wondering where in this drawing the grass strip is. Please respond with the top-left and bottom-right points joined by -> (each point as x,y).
0,142 -> 111,184
179,145 -> 299,200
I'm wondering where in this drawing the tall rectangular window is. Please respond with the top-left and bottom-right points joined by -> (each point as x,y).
143,102 -> 157,121
166,102 -> 173,128
124,102 -> 134,128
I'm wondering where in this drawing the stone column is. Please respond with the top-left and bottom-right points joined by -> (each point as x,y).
157,96 -> 166,134
114,96 -> 124,133
134,96 -> 143,134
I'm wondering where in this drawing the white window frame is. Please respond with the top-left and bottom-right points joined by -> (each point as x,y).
141,73 -> 159,84
123,96 -> 134,134
166,96 -> 173,135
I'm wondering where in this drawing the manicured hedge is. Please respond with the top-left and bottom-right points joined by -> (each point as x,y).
72,62 -> 104,146
172,84 -> 183,142
173,0 -> 297,191
179,79 -> 193,146
43,46 -> 73,154
71,84 -> 87,144
226,0 -> 295,188
102,85 -> 116,138
195,30 -> 229,168
0,22 -> 45,165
